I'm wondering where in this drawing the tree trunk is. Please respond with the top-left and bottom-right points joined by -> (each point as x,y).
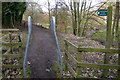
78,1 -> 84,36
48,0 -> 51,27
73,2 -> 77,35
70,1 -> 75,35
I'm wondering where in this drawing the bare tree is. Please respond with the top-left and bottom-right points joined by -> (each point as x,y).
115,1 -> 120,48
48,0 -> 51,24
70,0 -> 93,36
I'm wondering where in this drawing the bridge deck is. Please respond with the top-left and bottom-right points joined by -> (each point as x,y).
28,26 -> 57,78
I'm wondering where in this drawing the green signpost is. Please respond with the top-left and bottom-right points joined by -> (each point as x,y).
98,10 -> 108,16
98,7 -> 113,78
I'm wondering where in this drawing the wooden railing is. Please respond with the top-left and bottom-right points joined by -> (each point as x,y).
1,29 -> 23,78
64,39 -> 120,80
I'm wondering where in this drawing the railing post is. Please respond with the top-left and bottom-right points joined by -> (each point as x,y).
76,48 -> 82,78
64,40 -> 68,72
118,54 -> 120,80
18,33 -> 21,42
18,31 -> 22,48
9,32 -> 13,54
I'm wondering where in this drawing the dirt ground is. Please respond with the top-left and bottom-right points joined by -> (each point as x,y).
28,26 -> 57,78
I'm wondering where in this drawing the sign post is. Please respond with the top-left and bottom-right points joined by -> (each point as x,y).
98,7 -> 112,78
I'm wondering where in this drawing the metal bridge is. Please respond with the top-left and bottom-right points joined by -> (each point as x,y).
23,16 -> 63,78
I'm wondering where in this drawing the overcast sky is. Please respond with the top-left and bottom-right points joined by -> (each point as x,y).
32,0 -> 100,12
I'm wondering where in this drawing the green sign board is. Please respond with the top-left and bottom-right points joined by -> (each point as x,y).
98,10 -> 108,16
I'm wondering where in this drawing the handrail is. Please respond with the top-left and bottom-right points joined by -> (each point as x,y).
50,16 -> 63,74
23,16 -> 32,78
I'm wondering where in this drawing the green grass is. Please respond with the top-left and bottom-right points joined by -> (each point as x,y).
92,29 -> 120,41
92,29 -> 106,40
43,24 -> 50,27
26,67 -> 32,78
52,62 -> 64,78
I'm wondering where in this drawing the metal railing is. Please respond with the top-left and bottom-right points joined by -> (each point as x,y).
23,16 -> 63,77
50,16 -> 63,74
23,16 -> 32,78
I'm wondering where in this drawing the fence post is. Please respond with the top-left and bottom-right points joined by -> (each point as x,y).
18,32 -> 22,43
76,48 -> 82,78
9,32 -> 13,54
18,31 -> 22,49
64,40 -> 68,72
117,51 -> 120,80
116,1 -> 120,80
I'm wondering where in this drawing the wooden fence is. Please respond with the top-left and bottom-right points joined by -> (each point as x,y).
1,29 -> 23,78
64,39 -> 120,80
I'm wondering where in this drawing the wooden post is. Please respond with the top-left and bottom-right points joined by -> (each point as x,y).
9,32 -> 13,54
64,40 -> 68,72
103,6 -> 112,78
76,46 -> 82,78
18,31 -> 22,50
18,33 -> 21,42
116,1 -> 120,80
118,54 -> 120,80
